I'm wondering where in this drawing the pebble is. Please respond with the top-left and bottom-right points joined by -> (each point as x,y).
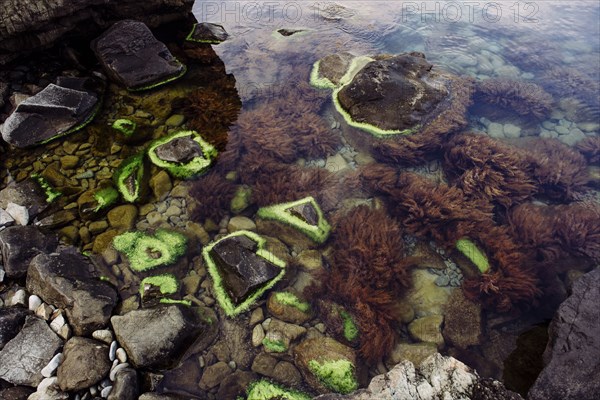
6,202 -> 29,225
109,363 -> 129,381
262,318 -> 272,330
450,278 -> 461,287
165,205 -> 181,217
252,324 -> 266,347
434,275 -> 450,287
41,353 -> 63,378
487,122 -> 504,138
36,303 -> 54,320
228,361 -> 236,370
503,123 -> 521,138
100,385 -> 112,398
109,341 -> 118,361
249,307 -> 264,326
555,125 -> 569,135
0,269 -> 4,283
50,313 -> 66,334
28,295 -> 43,311
116,347 -> 127,363
8,289 -> 27,307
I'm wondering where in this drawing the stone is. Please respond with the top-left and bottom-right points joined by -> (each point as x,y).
443,289 -> 482,349
271,361 -> 303,387
5,203 -> 28,225
0,180 -> 49,220
1,79 -> 99,148
93,229 -> 120,254
111,305 -> 210,369
149,170 -> 172,201
325,153 -> 349,173
216,370 -> 257,400
297,249 -> 323,271
227,216 -> 257,232
56,337 -> 110,391
503,124 -> 521,138
0,307 -> 30,350
0,386 -> 35,400
59,155 -> 79,170
91,20 -> 186,90
107,367 -> 138,400
27,377 -> 69,400
88,220 -> 108,234
558,128 -> 587,146
529,268 -> 600,400
26,247 -> 117,335
252,351 -> 278,375
408,315 -> 445,349
386,342 -> 438,369
267,291 -> 312,324
213,318 -> 255,369
0,226 -> 58,278
487,122 -> 504,138
0,207 -> 15,228
406,270 -> 454,317
198,361 -> 232,390
252,324 -> 265,347
0,316 -> 63,386
107,205 -> 138,230
186,22 -> 229,44
165,114 -> 185,127
41,353 -> 63,378
314,52 -> 355,86
578,122 -> 600,132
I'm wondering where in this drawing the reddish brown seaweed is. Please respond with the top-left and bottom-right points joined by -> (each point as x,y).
475,79 -> 553,120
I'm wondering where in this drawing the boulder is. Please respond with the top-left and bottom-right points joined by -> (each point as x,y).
26,247 -> 117,335
529,268 -> 600,400
0,307 -> 30,350
92,20 -> 186,90
111,305 -> 210,369
0,226 -> 58,278
1,78 -> 99,148
0,180 -> 50,221
57,337 -> 111,391
0,316 -> 63,387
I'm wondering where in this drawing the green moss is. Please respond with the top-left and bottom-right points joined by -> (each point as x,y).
114,153 -> 146,203
340,310 -> 359,341
274,292 -> 310,313
159,298 -> 192,306
128,62 -> 187,91
31,174 -> 61,203
93,186 -> 119,212
202,230 -> 286,317
231,185 -> 252,213
112,119 -> 137,137
147,130 -> 218,179
262,337 -> 287,353
307,359 -> 358,394
256,196 -> 331,244
246,379 -> 311,400
456,238 -> 490,273
309,60 -> 336,89
113,229 -> 187,272
140,274 -> 179,297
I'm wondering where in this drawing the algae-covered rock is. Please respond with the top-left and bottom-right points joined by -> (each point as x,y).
245,379 -> 311,400
113,229 -> 187,272
147,130 -> 217,179
186,22 -> 229,44
267,291 -> 312,324
114,153 -> 148,203
112,119 -> 136,137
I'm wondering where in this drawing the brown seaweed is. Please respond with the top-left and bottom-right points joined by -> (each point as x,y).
188,171 -> 237,223
475,79 -> 553,120
575,136 -> 600,164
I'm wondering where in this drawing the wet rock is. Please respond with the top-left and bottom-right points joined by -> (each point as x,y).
0,180 -> 49,220
266,290 -> 312,324
0,316 -> 63,386
227,216 -> 256,232
187,22 -> 229,44
408,315 -> 445,349
216,370 -> 257,400
2,79 -> 99,148
0,307 -> 30,350
26,247 -> 117,336
472,378 -> 524,400
213,318 -> 255,369
155,136 -> 204,163
386,342 -> 438,369
57,337 -> 110,391
0,226 -> 58,278
271,361 -> 303,387
314,52 -> 355,86
443,289 -> 482,349
252,352 -> 278,376
149,170 -> 172,201
406,269 -> 454,317
107,205 -> 138,231
0,207 -> 15,228
92,20 -> 185,90
111,305 -> 210,369
107,367 -> 138,400
198,361 -> 231,390
28,377 -> 69,400
5,203 -> 28,225
529,267 -> 600,400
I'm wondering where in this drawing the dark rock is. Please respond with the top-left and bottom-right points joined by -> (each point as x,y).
251,352 -> 278,376
198,361 -> 231,390
211,317 -> 255,369
337,52 -> 448,131
138,394 -> 184,400
443,288 -> 482,349
271,361 -> 303,386
1,79 -> 99,148
154,136 -> 203,163
503,325 -> 548,396
472,378 -> 524,400
0,386 -> 35,400
0,307 -> 30,350
111,305 -> 210,369
107,367 -> 138,400
216,370 -> 257,400
287,202 -> 318,225
315,52 -> 355,86
0,316 -> 63,387
158,358 -> 203,398
0,226 -> 58,278
0,81 -> 8,109
0,180 -> 50,221
209,235 -> 281,304
529,268 -> 600,400
57,337 -> 111,391
277,28 -> 305,37
26,246 -> 117,336
92,20 -> 186,90
187,22 -> 228,43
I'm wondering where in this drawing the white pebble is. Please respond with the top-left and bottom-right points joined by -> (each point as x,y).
116,348 -> 127,363
92,329 -> 113,344
0,267 -> 5,283
100,385 -> 112,398
9,289 -> 27,307
37,376 -> 58,392
109,341 -> 118,361
90,386 -> 98,396
41,353 -> 63,378
109,362 -> 129,381
28,295 -> 42,311
5,202 -> 29,225
49,313 -> 66,334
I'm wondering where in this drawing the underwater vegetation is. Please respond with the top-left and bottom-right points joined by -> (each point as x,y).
575,136 -> 600,164
188,171 -> 237,223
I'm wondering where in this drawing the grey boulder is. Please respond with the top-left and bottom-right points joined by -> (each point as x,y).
0,225 -> 58,278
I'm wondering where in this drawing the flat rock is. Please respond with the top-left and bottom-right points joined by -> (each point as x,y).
0,180 -> 49,221
57,337 -> 110,391
0,386 -> 35,400
529,268 -> 600,400
0,226 -> 58,278
2,79 -> 98,148
408,315 -> 445,349
0,307 -> 30,350
111,305 -> 209,369
92,20 -> 185,90
26,246 -> 117,336
154,136 -> 203,163
107,205 -> 138,230
216,370 -> 257,400
0,316 -> 63,387
316,52 -> 355,86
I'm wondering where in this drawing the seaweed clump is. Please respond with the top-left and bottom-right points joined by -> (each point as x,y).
188,172 -> 237,223
475,78 -> 553,120
575,136 -> 600,164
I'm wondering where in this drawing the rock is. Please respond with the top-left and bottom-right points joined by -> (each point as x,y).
0,316 -> 63,386
6,289 -> 27,307
386,342 -> 438,369
577,122 -> 600,132
91,20 -> 186,90
296,249 -> 323,271
2,79 -> 99,148
267,291 -> 312,324
554,125 -> 569,135
558,128 -> 587,146
0,386 -> 35,400
487,122 -> 504,138
408,315 -> 445,349
271,361 -> 303,387
503,124 -> 521,138
325,153 -> 349,173
149,171 -> 172,201
0,207 -> 15,228
165,114 -> 185,127
186,22 -> 229,44
314,52 -> 355,86
0,226 -> 58,278
443,289 -> 482,349
216,370 -> 257,400
472,378 -> 524,400
26,247 -> 117,336
406,270 -> 454,317
198,361 -> 231,390
227,216 -> 257,232
59,155 -> 79,170
264,318 -> 307,353
27,377 -> 69,400
0,180 -> 49,220
529,268 -> 600,400
252,324 -> 265,347
252,352 -> 278,376
92,329 -> 113,344
5,203 -> 29,225
107,205 -> 138,230
56,337 -> 110,391
111,305 -> 210,369
211,317 -> 254,369
107,367 -> 138,400
41,353 -> 63,378
0,307 -> 30,350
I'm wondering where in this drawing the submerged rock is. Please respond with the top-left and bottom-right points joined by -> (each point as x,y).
186,22 -> 228,44
0,307 -> 30,350
92,20 -> 186,90
1,78 -> 99,148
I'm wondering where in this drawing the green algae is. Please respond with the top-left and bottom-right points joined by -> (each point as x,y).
112,119 -> 137,137
456,238 -> 490,273
93,186 -> 119,212
140,274 -> 179,297
340,310 -> 359,342
274,292 -> 310,313
113,229 -> 187,272
114,153 -> 146,203
262,337 -> 288,353
245,379 -> 311,400
307,359 -> 358,394
31,174 -> 61,203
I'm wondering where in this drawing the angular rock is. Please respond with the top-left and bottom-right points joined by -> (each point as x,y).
0,226 -> 58,278
57,337 -> 110,391
2,79 -> 99,148
111,305 -> 210,369
0,180 -> 49,220
529,268 -> 600,400
186,22 -> 228,44
26,247 -> 117,335
216,370 -> 257,400
0,207 -> 15,228
443,289 -> 482,349
107,367 -> 138,400
315,52 -> 355,86
92,20 -> 186,90
154,136 -> 204,163
198,361 -> 231,390
0,316 -> 62,387
0,307 -> 30,350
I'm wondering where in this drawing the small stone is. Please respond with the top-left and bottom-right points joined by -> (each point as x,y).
487,122 -> 504,138
58,324 -> 72,341
555,125 -> 569,135
0,208 -> 15,228
109,363 -> 129,381
252,324 -> 265,347
325,153 -> 349,172
434,275 -> 450,287
227,216 -> 256,232
5,202 -> 29,225
149,171 -> 172,201
116,348 -> 127,363
29,296 -> 44,312
60,156 -> 80,170
50,313 -> 66,334
146,211 -> 163,225
165,114 -> 185,127
8,289 -> 27,307
296,250 -> 323,270
198,361 -> 232,390
41,353 -> 63,378
92,330 -> 114,345
503,124 -> 521,138
109,341 -> 118,361
88,220 -> 108,234
107,205 -> 138,231
578,122 -> 600,132
249,307 -> 264,326
408,315 -> 445,349
36,303 -> 54,320
164,205 -> 181,217
100,386 -> 112,398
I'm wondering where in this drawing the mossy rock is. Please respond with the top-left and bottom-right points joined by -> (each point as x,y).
31,173 -> 62,203
112,119 -> 137,137
113,229 -> 187,272
113,153 -> 148,203
266,290 -> 311,324
245,379 -> 311,400
455,238 -> 490,273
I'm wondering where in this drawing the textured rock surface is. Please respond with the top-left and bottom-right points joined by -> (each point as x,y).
529,268 -> 600,400
0,0 -> 194,65
0,307 -> 30,350
443,289 -> 482,349
0,181 -> 50,225
0,316 -> 62,387
0,226 -> 58,278
26,246 -> 117,335
107,367 -> 138,400
57,337 -> 110,391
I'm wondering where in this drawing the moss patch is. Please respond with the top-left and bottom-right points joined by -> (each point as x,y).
307,359 -> 358,394
456,238 -> 490,273
245,379 -> 311,400
31,174 -> 61,203
140,274 -> 179,297
262,337 -> 288,353
340,310 -> 359,342
113,229 -> 187,272
93,186 -> 119,212
114,153 -> 146,203
112,119 -> 137,137
274,292 -> 310,313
